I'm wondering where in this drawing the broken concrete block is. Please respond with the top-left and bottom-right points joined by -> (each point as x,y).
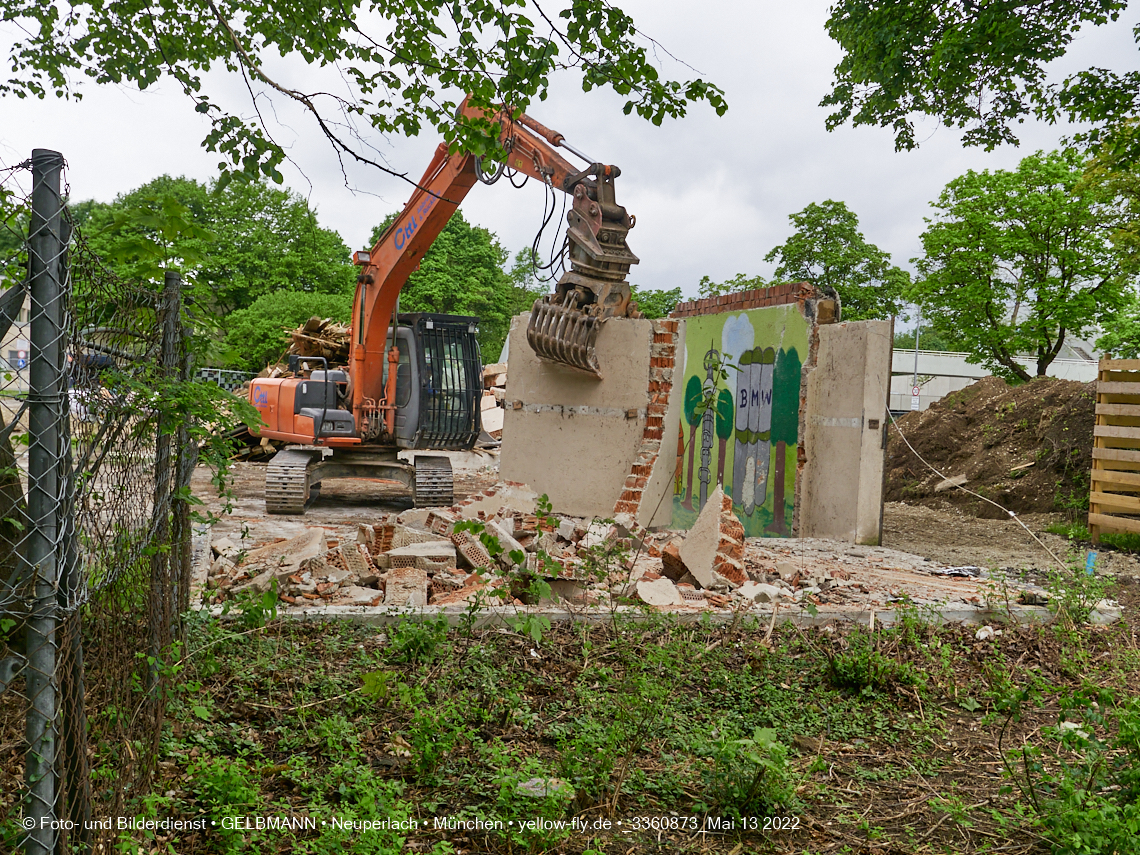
546,578 -> 587,603
458,481 -> 538,520
211,555 -> 236,576
386,541 -> 456,572
395,508 -> 434,532
243,528 -> 328,574
338,585 -> 385,607
738,582 -> 786,603
481,406 -> 504,434
343,542 -> 373,578
356,524 -> 375,550
486,520 -> 525,568
557,519 -> 577,541
678,487 -> 725,589
579,521 -> 611,551
775,561 -> 798,582
636,576 -> 683,607
426,509 -> 460,536
212,537 -> 239,558
384,566 -> 428,607
450,530 -> 494,570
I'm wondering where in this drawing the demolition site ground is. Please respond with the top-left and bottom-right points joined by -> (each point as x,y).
151,374 -> 1140,855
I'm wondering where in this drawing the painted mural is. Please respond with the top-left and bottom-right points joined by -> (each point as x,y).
672,304 -> 808,538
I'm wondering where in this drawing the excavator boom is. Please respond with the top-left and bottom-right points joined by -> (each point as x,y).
348,101 -> 640,441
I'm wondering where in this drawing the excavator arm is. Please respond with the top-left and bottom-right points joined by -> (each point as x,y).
348,101 -> 639,441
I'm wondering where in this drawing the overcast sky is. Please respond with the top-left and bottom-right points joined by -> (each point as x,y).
2,2 -> 1138,301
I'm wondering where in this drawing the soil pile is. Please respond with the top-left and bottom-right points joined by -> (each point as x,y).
885,375 -> 1094,518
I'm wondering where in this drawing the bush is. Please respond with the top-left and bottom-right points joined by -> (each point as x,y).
224,290 -> 353,371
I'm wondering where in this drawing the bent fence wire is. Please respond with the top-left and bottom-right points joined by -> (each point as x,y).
0,151 -> 195,854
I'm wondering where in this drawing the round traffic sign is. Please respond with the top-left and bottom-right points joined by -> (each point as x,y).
911,385 -> 921,396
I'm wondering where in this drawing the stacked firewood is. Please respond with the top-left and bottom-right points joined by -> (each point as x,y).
288,316 -> 350,363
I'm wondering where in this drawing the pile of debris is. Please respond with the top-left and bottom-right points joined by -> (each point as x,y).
288,316 -> 351,365
480,362 -> 507,442
203,480 -> 987,613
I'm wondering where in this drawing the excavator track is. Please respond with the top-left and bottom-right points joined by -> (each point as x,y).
265,448 -> 321,515
414,455 -> 454,508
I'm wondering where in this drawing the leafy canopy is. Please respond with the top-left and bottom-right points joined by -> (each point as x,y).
1,1 -> 726,184
764,200 -> 907,321
913,149 -> 1135,381
823,1 -> 1139,160
76,175 -> 354,314
225,291 -> 355,371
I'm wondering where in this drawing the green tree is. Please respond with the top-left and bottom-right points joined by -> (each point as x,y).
681,374 -> 703,511
914,150 -> 1134,382
822,1 -> 1138,160
714,387 -> 733,489
1,2 -> 725,185
369,211 -> 514,361
697,273 -> 771,298
225,291 -> 354,371
766,347 -> 802,536
892,327 -> 966,353
630,285 -> 682,319
78,175 -> 354,313
764,201 -> 907,320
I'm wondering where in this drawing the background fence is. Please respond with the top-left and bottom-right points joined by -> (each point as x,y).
1089,358 -> 1140,541
0,150 -> 197,853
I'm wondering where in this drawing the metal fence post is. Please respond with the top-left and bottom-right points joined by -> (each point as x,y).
24,148 -> 66,855
172,278 -> 196,631
147,271 -> 180,689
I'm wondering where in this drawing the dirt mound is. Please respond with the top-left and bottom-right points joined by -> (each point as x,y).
885,375 -> 1095,519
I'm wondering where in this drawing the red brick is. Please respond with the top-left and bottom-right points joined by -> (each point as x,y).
614,500 -> 638,515
646,403 -> 666,416
643,427 -> 663,440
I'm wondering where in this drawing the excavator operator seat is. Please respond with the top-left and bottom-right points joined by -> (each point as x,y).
295,369 -> 355,438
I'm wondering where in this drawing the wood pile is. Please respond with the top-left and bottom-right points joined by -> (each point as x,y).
288,316 -> 350,364
481,362 -> 507,440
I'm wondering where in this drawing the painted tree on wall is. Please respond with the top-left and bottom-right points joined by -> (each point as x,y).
682,374 -> 704,510
715,387 -> 734,489
766,346 -> 802,535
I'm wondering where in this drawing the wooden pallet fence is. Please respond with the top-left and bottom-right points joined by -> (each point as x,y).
1090,359 -> 1140,542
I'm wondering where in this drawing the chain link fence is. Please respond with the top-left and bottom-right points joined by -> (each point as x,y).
0,150 -> 198,854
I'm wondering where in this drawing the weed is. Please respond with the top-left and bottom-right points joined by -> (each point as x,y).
825,628 -> 916,694
1046,563 -> 1114,629
222,579 -> 279,629
698,725 -> 796,820
1005,690 -> 1140,854
386,615 -> 449,664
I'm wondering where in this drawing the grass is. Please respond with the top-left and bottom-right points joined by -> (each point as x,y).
86,587 -> 1140,855
1045,521 -> 1140,553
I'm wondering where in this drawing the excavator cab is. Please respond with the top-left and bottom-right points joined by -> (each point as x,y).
384,313 -> 482,450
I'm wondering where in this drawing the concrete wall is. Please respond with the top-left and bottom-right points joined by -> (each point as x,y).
500,313 -> 657,518
799,320 -> 893,545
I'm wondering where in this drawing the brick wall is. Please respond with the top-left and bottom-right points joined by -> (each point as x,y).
613,317 -> 679,521
670,282 -> 807,319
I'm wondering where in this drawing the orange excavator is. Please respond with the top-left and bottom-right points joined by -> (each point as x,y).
248,100 -> 641,513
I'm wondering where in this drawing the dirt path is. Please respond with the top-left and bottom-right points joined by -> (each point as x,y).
882,500 -> 1140,581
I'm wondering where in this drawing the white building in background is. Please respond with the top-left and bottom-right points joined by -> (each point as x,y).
890,341 -> 1099,412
